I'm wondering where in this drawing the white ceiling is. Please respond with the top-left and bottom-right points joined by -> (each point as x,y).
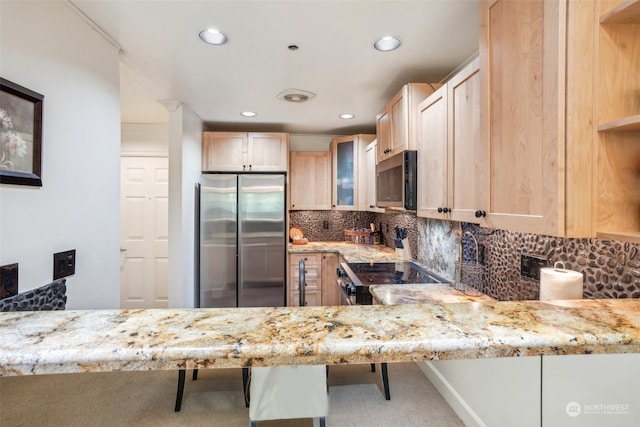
70,0 -> 480,135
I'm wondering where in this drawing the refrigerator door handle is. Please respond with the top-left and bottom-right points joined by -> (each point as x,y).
299,259 -> 306,306
194,182 -> 201,308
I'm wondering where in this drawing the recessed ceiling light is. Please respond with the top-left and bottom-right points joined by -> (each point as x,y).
340,113 -> 355,120
374,36 -> 401,52
241,111 -> 257,117
199,29 -> 228,45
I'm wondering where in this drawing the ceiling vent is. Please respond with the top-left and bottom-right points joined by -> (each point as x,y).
277,88 -> 316,103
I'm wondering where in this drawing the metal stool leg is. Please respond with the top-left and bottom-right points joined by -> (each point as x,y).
320,416 -> 326,427
370,363 -> 376,372
242,367 -> 250,408
381,363 -> 390,400
175,369 -> 199,412
175,369 -> 186,412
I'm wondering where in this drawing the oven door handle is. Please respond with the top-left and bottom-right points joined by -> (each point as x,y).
298,259 -> 306,306
337,279 -> 352,305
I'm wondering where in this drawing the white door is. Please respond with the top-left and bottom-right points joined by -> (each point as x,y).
120,156 -> 169,308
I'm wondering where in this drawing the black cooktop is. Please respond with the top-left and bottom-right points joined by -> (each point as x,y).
344,262 -> 448,286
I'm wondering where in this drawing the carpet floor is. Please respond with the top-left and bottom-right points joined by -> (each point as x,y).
0,362 -> 464,427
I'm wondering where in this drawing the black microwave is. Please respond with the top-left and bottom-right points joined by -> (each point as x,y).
375,150 -> 417,210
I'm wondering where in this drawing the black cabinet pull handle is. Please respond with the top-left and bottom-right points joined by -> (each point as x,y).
444,207 -> 451,213
438,207 -> 443,213
474,210 -> 487,218
370,205 -> 376,208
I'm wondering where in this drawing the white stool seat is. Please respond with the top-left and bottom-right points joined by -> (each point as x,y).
249,365 -> 328,424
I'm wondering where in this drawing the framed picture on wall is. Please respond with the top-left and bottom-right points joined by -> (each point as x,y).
0,78 -> 43,186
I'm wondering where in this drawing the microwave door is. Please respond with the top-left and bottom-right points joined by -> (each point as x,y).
376,153 -> 404,208
375,150 -> 417,210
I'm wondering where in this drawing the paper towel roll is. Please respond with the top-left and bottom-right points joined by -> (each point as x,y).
539,262 -> 583,301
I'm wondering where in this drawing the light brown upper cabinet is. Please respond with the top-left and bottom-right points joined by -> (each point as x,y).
360,139 -> 385,212
202,132 -> 289,172
331,134 -> 375,211
417,57 -> 484,222
376,83 -> 441,163
289,151 -> 331,210
595,0 -> 640,243
479,0 -> 596,237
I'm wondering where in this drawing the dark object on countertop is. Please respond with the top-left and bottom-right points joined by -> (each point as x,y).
394,226 -> 406,248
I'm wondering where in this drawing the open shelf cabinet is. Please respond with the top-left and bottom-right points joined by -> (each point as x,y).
595,0 -> 640,243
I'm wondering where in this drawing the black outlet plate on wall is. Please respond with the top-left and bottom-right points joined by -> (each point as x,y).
1,263 -> 18,299
520,254 -> 548,280
53,250 -> 76,280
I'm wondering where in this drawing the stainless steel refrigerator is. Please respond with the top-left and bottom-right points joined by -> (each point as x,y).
196,174 -> 286,308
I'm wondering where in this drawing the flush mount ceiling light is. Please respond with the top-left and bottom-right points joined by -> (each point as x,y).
241,111 -> 257,117
277,88 -> 316,103
339,113 -> 355,119
199,29 -> 228,45
374,36 -> 401,52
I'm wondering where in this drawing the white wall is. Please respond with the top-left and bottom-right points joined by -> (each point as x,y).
167,104 -> 202,308
0,1 -> 121,309
289,134 -> 336,151
420,357 -> 541,427
121,123 -> 169,156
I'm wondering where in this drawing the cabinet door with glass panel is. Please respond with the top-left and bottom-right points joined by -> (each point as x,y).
331,134 -> 375,210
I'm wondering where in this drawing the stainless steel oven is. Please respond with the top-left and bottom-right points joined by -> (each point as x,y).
336,261 -> 449,305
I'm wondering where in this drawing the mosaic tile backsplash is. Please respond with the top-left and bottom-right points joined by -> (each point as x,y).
460,223 -> 640,301
290,210 -> 640,301
289,210 -> 455,277
289,211 -> 376,242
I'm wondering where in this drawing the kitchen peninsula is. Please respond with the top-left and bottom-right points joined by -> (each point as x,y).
369,278 -> 640,427
1,298 -> 639,377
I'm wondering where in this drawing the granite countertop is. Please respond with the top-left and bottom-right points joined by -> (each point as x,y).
288,242 -> 396,263
1,299 -> 639,376
290,242 -> 488,304
369,283 -> 496,305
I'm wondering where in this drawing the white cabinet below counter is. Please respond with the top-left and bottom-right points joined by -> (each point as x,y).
542,353 -> 640,427
422,344 -> 640,427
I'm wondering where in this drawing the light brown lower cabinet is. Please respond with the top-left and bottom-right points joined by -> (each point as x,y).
288,252 -> 340,306
289,253 -> 320,307
321,253 -> 339,306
